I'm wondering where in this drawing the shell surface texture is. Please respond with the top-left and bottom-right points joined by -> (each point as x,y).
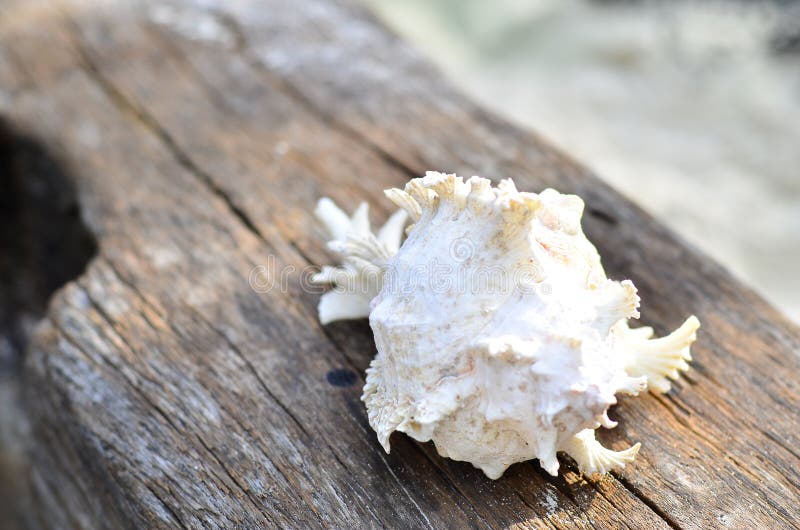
313,172 -> 700,479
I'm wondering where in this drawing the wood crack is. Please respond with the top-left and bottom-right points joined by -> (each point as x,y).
762,429 -> 800,464
585,479 -> 640,530
650,391 -> 798,501
67,20 -> 269,247
45,322 -> 210,525
74,280 -> 330,524
410,444 -> 495,529
100,257 -> 168,319
525,466 -> 604,530
193,307 -> 391,522
610,475 -> 682,530
106,446 -> 190,529
50,308 -> 284,527
198,313 -> 313,441
185,301 -> 397,527
192,433 -> 289,527
372,447 -> 435,530
513,492 -> 559,530
209,9 -> 424,179
34,358 -> 110,528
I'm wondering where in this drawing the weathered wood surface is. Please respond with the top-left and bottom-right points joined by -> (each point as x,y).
0,0 -> 798,528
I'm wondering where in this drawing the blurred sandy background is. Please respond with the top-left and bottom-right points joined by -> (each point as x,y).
363,0 -> 800,322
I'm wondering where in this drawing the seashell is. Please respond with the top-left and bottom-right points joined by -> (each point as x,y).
313,172 -> 700,479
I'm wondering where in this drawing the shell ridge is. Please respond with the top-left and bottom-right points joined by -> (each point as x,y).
314,174 -> 701,479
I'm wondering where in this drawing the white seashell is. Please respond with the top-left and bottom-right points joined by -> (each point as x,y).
312,198 -> 407,324
313,172 -> 700,479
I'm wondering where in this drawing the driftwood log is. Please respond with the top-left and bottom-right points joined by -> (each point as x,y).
1,0 -> 798,528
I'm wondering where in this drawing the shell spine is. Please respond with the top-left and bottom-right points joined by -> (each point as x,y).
314,172 -> 700,479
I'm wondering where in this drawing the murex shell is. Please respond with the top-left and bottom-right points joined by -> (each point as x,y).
313,172 -> 700,479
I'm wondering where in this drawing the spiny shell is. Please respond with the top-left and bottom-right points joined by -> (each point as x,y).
314,172 -> 699,479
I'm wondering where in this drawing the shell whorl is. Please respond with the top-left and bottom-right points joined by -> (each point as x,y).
314,172 -> 700,478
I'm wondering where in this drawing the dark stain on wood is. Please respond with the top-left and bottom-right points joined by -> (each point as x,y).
326,368 -> 358,388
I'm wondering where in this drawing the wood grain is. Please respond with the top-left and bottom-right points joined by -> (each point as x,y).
0,0 -> 798,528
